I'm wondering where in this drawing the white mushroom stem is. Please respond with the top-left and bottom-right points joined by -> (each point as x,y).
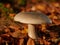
28,24 -> 37,40
6,41 -> 8,45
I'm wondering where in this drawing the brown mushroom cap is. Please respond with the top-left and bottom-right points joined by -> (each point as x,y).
14,12 -> 52,24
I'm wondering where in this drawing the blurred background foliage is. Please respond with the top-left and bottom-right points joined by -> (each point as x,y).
0,0 -> 60,5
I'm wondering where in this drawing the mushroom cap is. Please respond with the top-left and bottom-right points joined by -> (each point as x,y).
14,12 -> 52,24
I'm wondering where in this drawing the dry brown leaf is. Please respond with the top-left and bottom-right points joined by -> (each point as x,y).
18,39 -> 24,45
27,38 -> 35,45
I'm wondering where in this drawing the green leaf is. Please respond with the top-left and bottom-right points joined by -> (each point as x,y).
0,3 -> 3,7
18,0 -> 26,5
3,8 -> 9,12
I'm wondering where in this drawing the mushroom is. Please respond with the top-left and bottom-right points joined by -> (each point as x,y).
14,12 -> 52,44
